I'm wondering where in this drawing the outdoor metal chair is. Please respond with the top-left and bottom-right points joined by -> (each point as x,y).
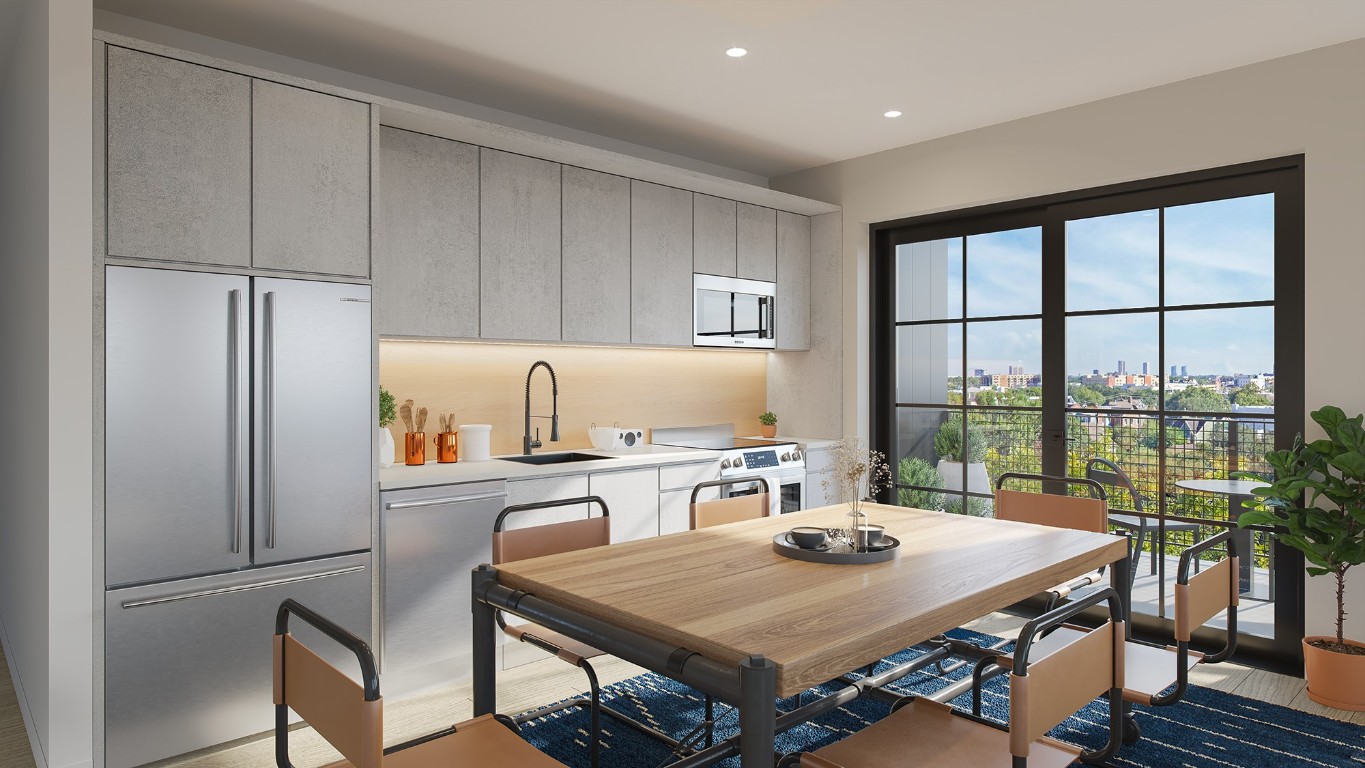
1087,457 -> 1202,578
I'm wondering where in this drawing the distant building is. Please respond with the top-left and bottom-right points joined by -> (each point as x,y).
1142,362 -> 1149,375
1093,369 -> 1100,376
1181,365 -> 1188,377
990,372 -> 1039,388
973,368 -> 985,378
1117,360 -> 1127,375
1171,365 -> 1179,377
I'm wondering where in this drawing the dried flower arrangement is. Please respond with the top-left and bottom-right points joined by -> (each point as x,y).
821,436 -> 893,518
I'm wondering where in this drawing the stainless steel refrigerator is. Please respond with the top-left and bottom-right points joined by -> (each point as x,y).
103,266 -> 373,768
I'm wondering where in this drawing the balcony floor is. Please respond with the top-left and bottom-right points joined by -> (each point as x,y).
1128,549 -> 1275,639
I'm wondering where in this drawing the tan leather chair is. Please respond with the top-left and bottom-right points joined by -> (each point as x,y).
778,589 -> 1127,768
272,598 -> 563,768
493,495 -> 687,767
995,472 -> 1113,611
974,530 -> 1239,745
690,476 -> 771,529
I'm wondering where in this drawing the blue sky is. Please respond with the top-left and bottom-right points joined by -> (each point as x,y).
897,193 -> 1276,377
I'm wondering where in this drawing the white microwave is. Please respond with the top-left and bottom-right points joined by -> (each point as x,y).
693,274 -> 776,349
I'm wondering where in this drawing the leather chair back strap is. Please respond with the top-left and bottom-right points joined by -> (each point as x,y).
493,515 -> 610,564
273,633 -> 382,768
995,488 -> 1108,533
1009,619 -> 1123,757
691,493 -> 768,529
1175,555 -> 1238,642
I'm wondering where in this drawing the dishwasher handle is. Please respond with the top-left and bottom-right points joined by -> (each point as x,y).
384,490 -> 508,510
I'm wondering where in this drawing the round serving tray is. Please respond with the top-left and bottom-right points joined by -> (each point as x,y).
772,532 -> 901,564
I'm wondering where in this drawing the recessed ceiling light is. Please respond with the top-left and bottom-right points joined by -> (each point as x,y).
884,110 -> 903,118
726,47 -> 748,58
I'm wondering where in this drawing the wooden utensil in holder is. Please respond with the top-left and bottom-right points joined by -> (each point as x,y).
404,432 -> 426,465
433,431 -> 458,463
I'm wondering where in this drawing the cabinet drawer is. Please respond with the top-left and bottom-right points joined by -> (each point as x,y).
105,554 -> 371,768
659,460 -> 721,492
803,447 -> 833,473
504,474 -> 593,526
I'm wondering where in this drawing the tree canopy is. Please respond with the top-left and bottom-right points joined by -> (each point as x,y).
1165,387 -> 1231,412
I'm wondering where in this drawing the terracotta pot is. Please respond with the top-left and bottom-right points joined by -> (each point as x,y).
1303,636 -> 1365,711
760,424 -> 777,438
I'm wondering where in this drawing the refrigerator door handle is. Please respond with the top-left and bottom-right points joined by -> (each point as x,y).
265,290 -> 278,549
119,565 -> 366,609
230,289 -> 243,554
384,491 -> 508,510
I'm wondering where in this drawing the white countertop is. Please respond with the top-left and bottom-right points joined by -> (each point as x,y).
379,444 -> 721,491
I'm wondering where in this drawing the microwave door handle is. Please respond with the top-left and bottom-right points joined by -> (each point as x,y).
760,296 -> 774,339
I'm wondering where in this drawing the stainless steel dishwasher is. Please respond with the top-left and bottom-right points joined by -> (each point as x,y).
380,479 -> 507,698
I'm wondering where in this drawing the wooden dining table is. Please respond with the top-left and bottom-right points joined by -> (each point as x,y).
471,503 -> 1131,767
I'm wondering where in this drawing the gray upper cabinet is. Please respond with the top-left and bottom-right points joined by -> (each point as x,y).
375,127 -> 480,338
562,167 -> 631,344
106,47 -> 251,266
631,181 -> 693,346
776,211 -> 812,351
252,80 -> 370,277
480,149 -> 562,341
737,203 -> 777,282
692,194 -> 736,277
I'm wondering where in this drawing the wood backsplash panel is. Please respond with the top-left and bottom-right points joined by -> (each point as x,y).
380,342 -> 769,456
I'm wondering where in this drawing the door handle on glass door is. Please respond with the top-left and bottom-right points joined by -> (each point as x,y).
265,290 -> 278,549
230,289 -> 243,554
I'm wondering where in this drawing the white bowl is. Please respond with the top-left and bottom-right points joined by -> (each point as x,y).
588,427 -> 617,451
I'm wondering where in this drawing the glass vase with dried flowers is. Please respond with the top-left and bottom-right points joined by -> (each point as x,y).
821,436 -> 893,551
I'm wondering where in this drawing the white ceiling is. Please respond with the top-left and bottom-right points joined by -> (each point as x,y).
94,0 -> 1365,179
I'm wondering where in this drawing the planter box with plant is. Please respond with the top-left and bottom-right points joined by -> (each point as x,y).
1241,405 -> 1365,710
933,414 -> 992,512
759,411 -> 778,438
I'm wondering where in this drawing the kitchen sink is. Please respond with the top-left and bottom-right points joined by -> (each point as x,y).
497,452 -> 621,465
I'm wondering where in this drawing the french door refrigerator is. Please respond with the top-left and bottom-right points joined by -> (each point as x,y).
103,266 -> 373,768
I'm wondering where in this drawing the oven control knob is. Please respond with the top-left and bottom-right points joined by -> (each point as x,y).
720,458 -> 732,470
792,449 -> 802,461
780,452 -> 791,462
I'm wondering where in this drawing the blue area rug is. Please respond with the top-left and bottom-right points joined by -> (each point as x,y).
518,629 -> 1365,767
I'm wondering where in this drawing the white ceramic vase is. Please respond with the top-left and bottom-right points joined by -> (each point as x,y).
379,427 -> 396,468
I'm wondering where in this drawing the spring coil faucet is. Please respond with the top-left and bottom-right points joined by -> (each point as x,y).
523,360 -> 560,454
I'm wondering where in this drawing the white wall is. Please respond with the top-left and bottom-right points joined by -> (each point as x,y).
0,2 -> 95,767
0,0 -> 54,761
771,39 -> 1365,643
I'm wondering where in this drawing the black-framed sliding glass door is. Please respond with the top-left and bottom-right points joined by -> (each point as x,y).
870,157 -> 1305,667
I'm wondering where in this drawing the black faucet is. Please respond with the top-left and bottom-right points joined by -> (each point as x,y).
523,360 -> 560,455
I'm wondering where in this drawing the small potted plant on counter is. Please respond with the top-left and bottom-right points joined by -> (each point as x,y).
1241,405 -> 1365,710
378,386 -> 396,468
759,411 -> 779,438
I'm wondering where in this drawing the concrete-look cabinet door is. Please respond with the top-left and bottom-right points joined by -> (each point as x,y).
375,127 -> 480,338
481,148 -> 562,341
591,467 -> 660,543
562,167 -> 630,344
106,47 -> 251,266
736,202 -> 777,282
658,485 -> 719,536
693,193 -> 736,277
631,180 -> 693,346
776,211 -> 812,350
252,80 -> 371,277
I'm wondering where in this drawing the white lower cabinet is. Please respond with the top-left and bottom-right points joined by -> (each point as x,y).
591,467 -> 660,543
660,485 -> 720,535
806,469 -> 838,508
504,474 -> 592,525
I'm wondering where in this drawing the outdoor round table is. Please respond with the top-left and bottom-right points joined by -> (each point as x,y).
1174,478 -> 1262,596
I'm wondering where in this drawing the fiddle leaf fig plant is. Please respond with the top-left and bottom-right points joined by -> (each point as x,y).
1240,405 -> 1365,651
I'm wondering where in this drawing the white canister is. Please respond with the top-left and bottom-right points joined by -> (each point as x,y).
458,424 -> 492,462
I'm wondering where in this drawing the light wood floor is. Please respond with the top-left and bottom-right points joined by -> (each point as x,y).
1,614 -> 1360,768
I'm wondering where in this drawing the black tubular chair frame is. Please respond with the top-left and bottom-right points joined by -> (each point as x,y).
689,475 -> 772,504
491,495 -> 699,765
1150,528 -> 1239,705
777,589 -> 1126,768
1086,457 -> 1203,578
274,598 -> 521,768
995,472 -> 1115,612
